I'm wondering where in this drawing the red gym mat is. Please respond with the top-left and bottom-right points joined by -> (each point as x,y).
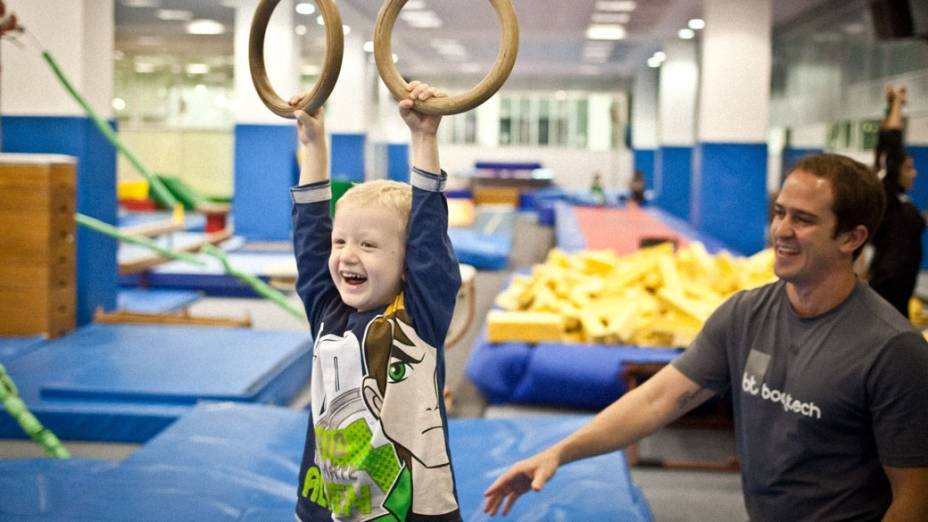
574,206 -> 689,255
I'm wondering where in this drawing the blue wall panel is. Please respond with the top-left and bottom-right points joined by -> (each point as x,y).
633,148 -> 656,190
2,116 -> 117,325
655,146 -> 692,221
387,143 -> 409,182
907,145 -> 928,268
694,142 -> 768,255
330,133 -> 365,183
233,124 -> 298,241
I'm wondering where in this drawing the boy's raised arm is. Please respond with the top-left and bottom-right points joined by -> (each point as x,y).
293,104 -> 328,185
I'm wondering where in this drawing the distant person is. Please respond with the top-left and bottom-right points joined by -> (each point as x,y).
484,153 -> 928,521
629,169 -> 646,207
289,82 -> 462,521
869,84 -> 926,318
590,171 -> 607,206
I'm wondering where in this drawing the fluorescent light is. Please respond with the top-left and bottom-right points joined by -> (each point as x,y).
647,57 -> 661,68
595,1 -> 636,12
343,25 -> 351,36
405,0 -> 427,8
156,9 -> 192,21
301,64 -> 321,76
586,24 -> 626,40
122,0 -> 159,7
652,51 -> 666,61
392,53 -> 399,63
677,28 -> 695,39
112,98 -> 127,111
592,12 -> 630,24
186,19 -> 225,35
295,2 -> 316,15
316,15 -> 324,26
363,41 -> 375,53
688,18 -> 705,30
186,63 -> 210,75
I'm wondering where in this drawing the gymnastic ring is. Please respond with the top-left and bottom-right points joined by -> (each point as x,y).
373,0 -> 519,116
248,0 -> 344,118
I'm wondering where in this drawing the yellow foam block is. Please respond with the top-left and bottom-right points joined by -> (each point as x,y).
486,310 -> 563,343
118,179 -> 149,200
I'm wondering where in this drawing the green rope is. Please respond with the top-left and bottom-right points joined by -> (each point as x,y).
75,214 -> 305,321
75,213 -> 205,266
201,245 -> 305,321
41,50 -> 179,211
0,363 -> 70,458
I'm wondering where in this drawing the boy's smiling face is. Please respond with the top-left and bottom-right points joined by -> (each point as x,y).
329,203 -> 406,312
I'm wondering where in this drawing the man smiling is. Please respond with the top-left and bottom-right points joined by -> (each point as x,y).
484,153 -> 928,521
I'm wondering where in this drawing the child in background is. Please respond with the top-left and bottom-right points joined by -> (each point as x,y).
290,81 -> 463,521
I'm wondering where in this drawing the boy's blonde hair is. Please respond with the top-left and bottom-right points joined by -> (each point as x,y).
335,179 -> 413,232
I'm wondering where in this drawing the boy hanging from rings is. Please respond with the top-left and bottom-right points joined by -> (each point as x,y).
289,81 -> 463,522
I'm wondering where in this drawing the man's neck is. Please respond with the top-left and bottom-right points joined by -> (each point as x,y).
786,269 -> 857,317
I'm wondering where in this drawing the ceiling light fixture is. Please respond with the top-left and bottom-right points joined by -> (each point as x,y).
186,63 -> 210,75
677,28 -> 695,39
688,18 -> 705,30
122,0 -> 159,8
592,12 -> 630,24
156,9 -> 193,21
343,25 -> 351,36
295,3 -> 316,15
363,41 -> 375,53
586,24 -> 626,40
652,51 -> 666,61
295,24 -> 307,36
594,1 -> 636,12
405,0 -> 427,9
186,19 -> 226,35
647,57 -> 661,68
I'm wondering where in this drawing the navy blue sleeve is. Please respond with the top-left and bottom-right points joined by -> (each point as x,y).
403,167 -> 462,348
291,181 -> 340,338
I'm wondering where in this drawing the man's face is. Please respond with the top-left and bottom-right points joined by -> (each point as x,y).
329,204 -> 405,312
770,169 -> 850,286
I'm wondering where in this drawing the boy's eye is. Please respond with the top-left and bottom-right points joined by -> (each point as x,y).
361,241 -> 376,249
387,361 -> 412,383
332,238 -> 345,246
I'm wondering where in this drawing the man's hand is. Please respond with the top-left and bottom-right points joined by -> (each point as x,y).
482,450 -> 560,516
399,81 -> 446,137
291,97 -> 325,146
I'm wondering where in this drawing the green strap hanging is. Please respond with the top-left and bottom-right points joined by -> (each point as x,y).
0,363 -> 70,458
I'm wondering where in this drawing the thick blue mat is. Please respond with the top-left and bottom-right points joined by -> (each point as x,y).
466,335 -> 682,410
0,324 -> 312,442
0,403 -> 653,521
116,288 -> 202,313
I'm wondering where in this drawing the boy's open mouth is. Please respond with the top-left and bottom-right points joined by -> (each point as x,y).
340,271 -> 368,286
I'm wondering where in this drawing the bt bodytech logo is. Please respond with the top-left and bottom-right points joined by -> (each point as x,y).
742,373 -> 821,419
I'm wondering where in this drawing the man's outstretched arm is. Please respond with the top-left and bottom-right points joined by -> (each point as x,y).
483,364 -> 715,516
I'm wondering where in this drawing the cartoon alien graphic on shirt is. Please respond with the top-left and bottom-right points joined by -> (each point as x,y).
306,303 -> 457,520
362,307 -> 459,518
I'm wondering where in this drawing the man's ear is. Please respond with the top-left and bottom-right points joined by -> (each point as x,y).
362,377 -> 383,420
840,224 -> 869,255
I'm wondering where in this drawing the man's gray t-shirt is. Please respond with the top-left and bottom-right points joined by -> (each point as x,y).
673,280 -> 928,522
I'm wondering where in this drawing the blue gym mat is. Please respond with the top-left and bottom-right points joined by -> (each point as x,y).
0,336 -> 45,365
0,403 -> 653,521
466,334 -> 682,410
0,324 -> 312,442
116,288 -> 202,313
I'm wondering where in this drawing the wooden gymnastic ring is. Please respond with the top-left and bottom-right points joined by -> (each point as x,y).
373,0 -> 519,116
249,0 -> 344,118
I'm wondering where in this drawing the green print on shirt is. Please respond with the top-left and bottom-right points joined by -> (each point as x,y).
303,418 -> 411,518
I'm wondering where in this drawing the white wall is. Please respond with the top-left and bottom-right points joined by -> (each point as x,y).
440,143 -> 632,192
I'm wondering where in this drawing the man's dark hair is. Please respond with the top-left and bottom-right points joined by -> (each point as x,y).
790,153 -> 886,259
